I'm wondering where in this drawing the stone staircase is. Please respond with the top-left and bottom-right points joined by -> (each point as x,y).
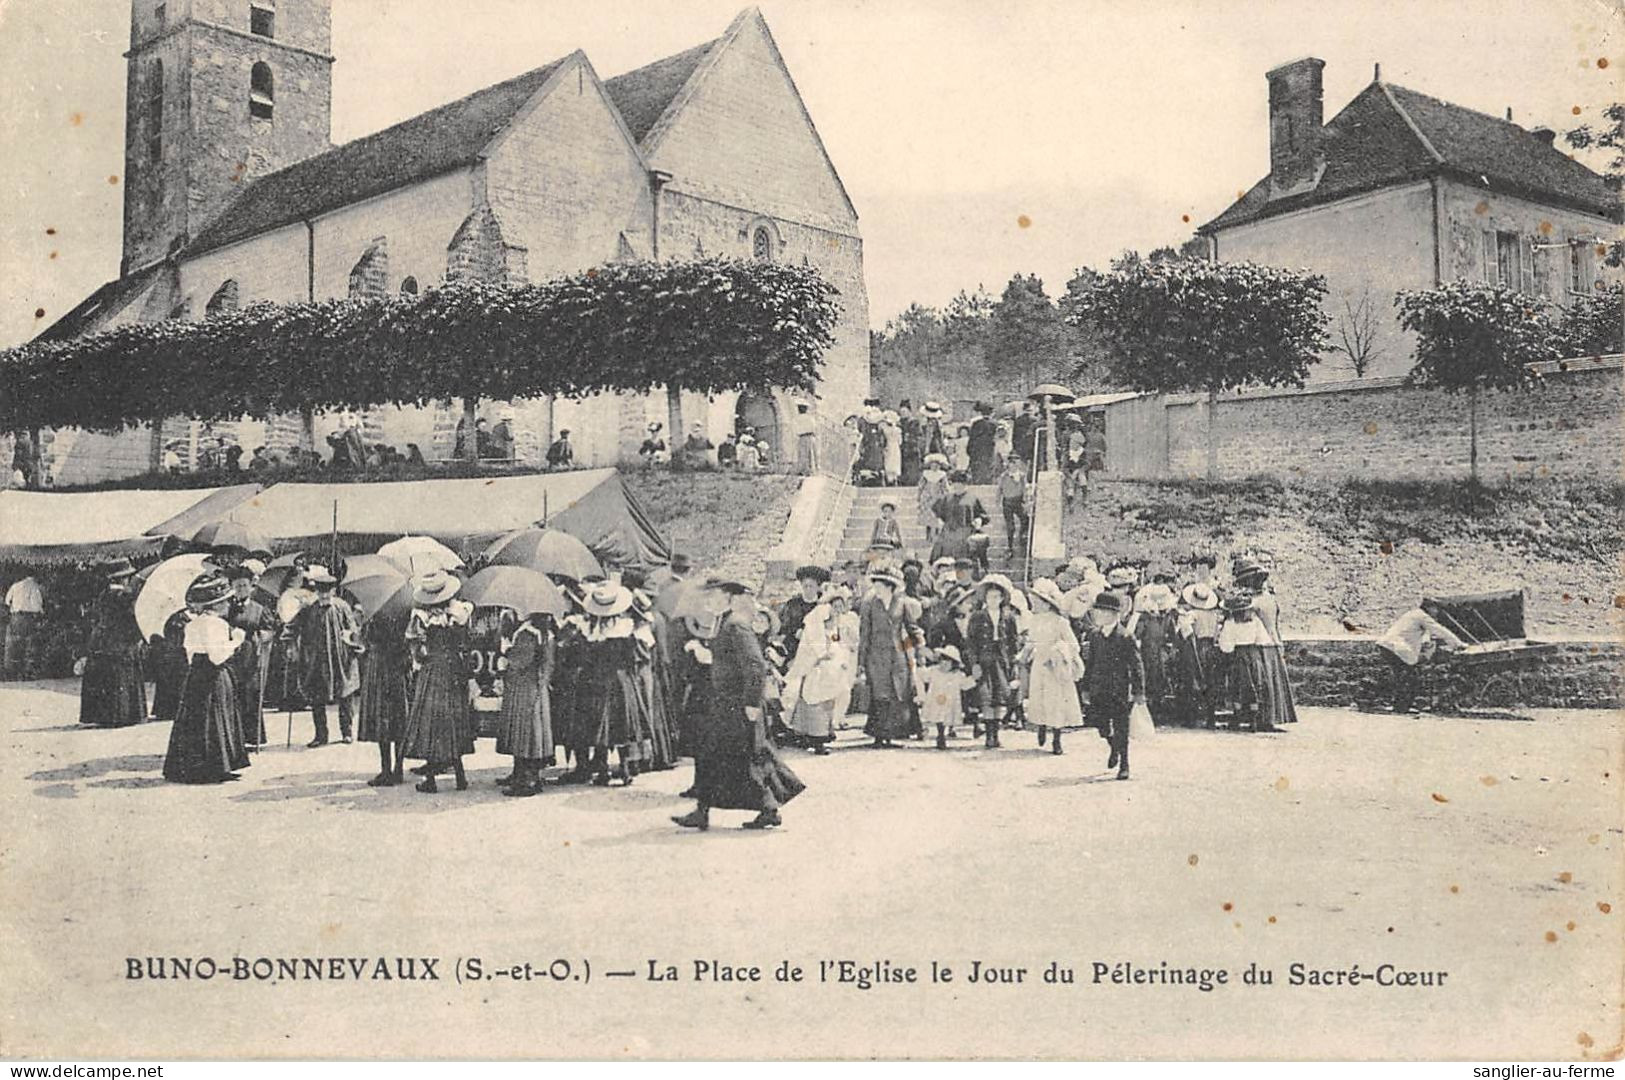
835,485 -> 1031,579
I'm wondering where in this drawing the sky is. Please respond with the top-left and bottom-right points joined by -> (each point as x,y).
0,0 -> 1619,347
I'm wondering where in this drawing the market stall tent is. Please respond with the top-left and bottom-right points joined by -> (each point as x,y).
0,484 -> 262,566
208,469 -> 670,568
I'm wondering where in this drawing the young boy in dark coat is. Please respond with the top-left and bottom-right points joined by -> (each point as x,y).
1081,591 -> 1145,780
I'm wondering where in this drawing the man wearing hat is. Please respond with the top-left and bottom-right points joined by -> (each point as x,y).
857,567 -> 918,748
546,428 -> 574,469
920,401 -> 947,458
79,559 -> 147,728
223,564 -> 278,749
674,580 -> 805,830
292,566 -> 362,747
646,552 -> 692,599
967,403 -> 998,484
898,400 -> 923,485
1081,591 -> 1146,780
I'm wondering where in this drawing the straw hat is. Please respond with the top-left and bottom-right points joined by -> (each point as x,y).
185,574 -> 231,608
869,567 -> 904,590
581,581 -> 634,618
1181,583 -> 1219,611
1028,577 -> 1067,613
1105,565 -> 1139,588
412,570 -> 462,606
922,401 -> 944,418
1136,583 -> 1177,613
882,410 -> 900,425
934,644 -> 963,668
305,564 -> 338,586
923,453 -> 950,469
979,573 -> 1015,599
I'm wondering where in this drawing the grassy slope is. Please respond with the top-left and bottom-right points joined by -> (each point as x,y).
622,469 -> 799,587
1065,478 -> 1624,639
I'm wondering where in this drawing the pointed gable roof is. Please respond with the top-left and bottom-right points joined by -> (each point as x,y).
187,53 -> 579,256
1202,78 -> 1620,233
603,36 -> 721,146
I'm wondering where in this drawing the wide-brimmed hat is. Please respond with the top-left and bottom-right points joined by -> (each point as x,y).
819,583 -> 852,606
412,570 -> 462,606
869,567 -> 904,590
647,421 -> 663,432
923,453 -> 950,468
979,573 -> 1015,599
934,643 -> 963,668
1181,583 -> 1220,610
862,405 -> 883,423
795,564 -> 832,584
582,581 -> 634,617
185,574 -> 231,608
1067,554 -> 1100,578
1105,565 -> 1139,588
1136,583 -> 1177,613
922,401 -> 944,418
242,557 -> 267,578
1028,577 -> 1067,613
305,564 -> 338,586
882,410 -> 899,425
104,558 -> 139,580
1221,594 -> 1255,615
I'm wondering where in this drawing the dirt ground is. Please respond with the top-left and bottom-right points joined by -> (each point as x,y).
0,680 -> 1619,1061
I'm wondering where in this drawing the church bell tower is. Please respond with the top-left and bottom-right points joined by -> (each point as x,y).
122,0 -> 334,274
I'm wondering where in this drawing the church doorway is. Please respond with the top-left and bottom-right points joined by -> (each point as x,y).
734,391 -> 781,467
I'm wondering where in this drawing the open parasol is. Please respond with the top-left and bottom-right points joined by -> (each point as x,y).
340,554 -> 415,625
482,527 -> 602,581
186,520 -> 272,556
253,553 -> 306,602
462,565 -> 569,619
1030,383 -> 1076,402
133,553 -> 212,639
376,535 -> 463,576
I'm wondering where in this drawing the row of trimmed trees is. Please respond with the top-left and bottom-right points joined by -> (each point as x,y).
0,259 -> 841,468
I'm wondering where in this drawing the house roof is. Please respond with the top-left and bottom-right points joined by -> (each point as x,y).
603,36 -> 721,146
36,260 -> 172,342
1202,79 -> 1621,233
187,53 -> 578,255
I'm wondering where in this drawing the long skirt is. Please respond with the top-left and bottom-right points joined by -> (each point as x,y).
80,650 -> 147,727
1258,645 -> 1299,727
1173,635 -> 1220,726
788,697 -> 836,742
233,642 -> 267,746
863,692 -> 912,740
641,658 -> 677,769
1226,645 -> 1272,728
1026,662 -> 1084,732
150,641 -> 187,722
495,661 -> 553,763
402,650 -> 475,763
582,665 -> 654,770
695,709 -> 806,811
162,659 -> 249,783
357,649 -> 409,744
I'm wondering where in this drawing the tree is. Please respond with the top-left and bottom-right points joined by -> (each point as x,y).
1564,103 -> 1624,267
1068,258 -> 1330,476
1057,268 -> 1119,392
0,260 -> 842,452
986,274 -> 1067,392
1395,281 -> 1561,486
1554,280 -> 1625,359
1331,287 -> 1387,377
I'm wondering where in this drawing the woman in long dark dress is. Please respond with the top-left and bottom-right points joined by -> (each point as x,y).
496,613 -> 555,797
563,582 -> 655,786
623,573 -> 678,772
1233,558 -> 1299,728
358,610 -> 411,786
673,581 -> 805,831
162,575 -> 251,783
80,560 -> 147,727
150,607 -> 194,722
400,571 -> 475,793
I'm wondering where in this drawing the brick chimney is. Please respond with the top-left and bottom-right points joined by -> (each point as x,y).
1267,57 -> 1326,193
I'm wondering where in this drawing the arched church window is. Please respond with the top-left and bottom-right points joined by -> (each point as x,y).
400,276 -> 419,296
752,226 -> 774,263
146,61 -> 164,163
250,62 -> 274,120
250,1 -> 276,39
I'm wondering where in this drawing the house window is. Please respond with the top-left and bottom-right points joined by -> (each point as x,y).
1495,231 -> 1519,287
752,226 -> 773,263
251,5 -> 275,38
249,62 -> 274,120
146,61 -> 164,163
400,276 -> 419,296
1570,242 -> 1595,295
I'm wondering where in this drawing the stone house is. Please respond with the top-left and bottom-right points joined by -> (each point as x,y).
1199,58 -> 1620,381
36,2 -> 868,485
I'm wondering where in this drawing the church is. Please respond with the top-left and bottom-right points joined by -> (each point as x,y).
38,1 -> 869,484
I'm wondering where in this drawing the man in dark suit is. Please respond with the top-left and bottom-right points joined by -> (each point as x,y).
898,400 -> 923,486
967,403 -> 998,483
1081,591 -> 1146,780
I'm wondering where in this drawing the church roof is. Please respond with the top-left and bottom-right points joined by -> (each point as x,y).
187,53 -> 578,255
37,260 -> 172,342
604,36 -> 721,146
1201,80 -> 1621,233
